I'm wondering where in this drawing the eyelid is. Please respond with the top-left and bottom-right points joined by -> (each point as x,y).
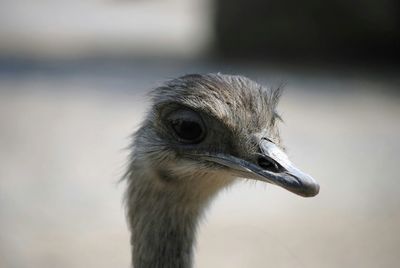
166,108 -> 203,123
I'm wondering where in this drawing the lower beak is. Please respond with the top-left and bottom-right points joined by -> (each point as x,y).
196,139 -> 319,197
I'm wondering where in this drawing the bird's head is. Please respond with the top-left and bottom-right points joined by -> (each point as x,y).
132,74 -> 319,198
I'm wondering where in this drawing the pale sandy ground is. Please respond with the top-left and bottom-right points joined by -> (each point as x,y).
0,62 -> 399,268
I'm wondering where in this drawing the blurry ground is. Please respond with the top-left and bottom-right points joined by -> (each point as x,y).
0,60 -> 399,268
0,0 -> 211,58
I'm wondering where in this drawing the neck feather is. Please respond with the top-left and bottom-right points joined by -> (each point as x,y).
126,165 -> 231,268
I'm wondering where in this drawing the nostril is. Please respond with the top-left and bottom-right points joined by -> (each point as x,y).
257,156 -> 280,173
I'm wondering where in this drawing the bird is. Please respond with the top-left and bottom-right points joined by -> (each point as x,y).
124,73 -> 319,268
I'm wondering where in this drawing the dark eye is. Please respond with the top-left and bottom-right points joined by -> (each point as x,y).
166,109 -> 206,143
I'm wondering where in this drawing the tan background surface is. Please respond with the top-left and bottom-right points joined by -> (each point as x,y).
1,63 -> 399,267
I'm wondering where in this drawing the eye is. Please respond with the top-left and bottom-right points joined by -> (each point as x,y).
166,109 -> 206,143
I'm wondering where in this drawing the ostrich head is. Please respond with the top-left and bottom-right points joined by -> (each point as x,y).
128,73 -> 318,197
125,73 -> 319,268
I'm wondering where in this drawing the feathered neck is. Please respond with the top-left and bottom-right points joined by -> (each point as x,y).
126,161 -> 232,268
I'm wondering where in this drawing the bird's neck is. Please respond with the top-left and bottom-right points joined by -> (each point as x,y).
130,195 -> 201,268
127,166 -> 232,268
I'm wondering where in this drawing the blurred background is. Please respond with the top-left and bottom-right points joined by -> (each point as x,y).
0,0 -> 399,267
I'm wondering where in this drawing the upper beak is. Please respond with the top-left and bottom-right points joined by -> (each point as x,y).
196,138 -> 319,197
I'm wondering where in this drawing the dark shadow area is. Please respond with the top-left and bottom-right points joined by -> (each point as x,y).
215,0 -> 400,64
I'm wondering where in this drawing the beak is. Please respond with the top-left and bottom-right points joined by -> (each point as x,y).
196,138 -> 319,197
